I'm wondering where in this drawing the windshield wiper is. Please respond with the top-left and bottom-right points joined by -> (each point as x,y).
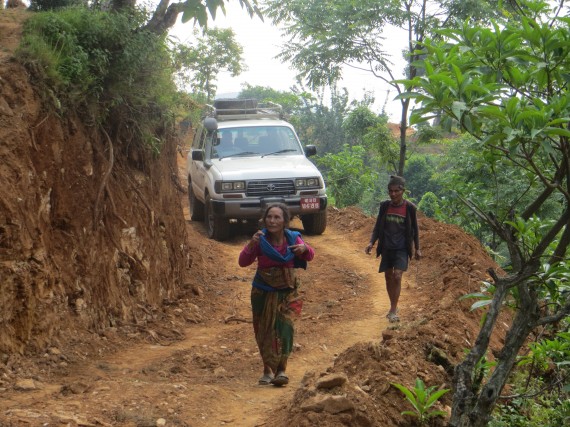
261,149 -> 297,157
230,151 -> 258,157
218,151 -> 258,159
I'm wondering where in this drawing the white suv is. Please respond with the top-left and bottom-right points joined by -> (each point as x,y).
187,99 -> 328,241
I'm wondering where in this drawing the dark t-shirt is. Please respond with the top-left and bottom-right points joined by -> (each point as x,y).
383,201 -> 407,250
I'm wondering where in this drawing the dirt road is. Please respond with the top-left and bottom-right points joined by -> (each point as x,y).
0,155 -> 419,426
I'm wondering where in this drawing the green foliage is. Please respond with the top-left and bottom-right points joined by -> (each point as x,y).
518,330 -> 570,372
392,378 -> 450,425
342,105 -> 382,146
172,27 -> 245,102
264,0 -> 508,174
293,86 -> 350,153
470,351 -> 497,393
404,155 -> 441,201
238,84 -> 305,117
491,397 -> 570,427
317,145 -> 376,208
402,6 -> 570,424
414,123 -> 444,143
362,116 -> 399,172
531,262 -> 570,310
418,191 -> 441,219
428,134 -> 564,260
29,0 -> 88,11
17,7 -> 178,152
491,350 -> 570,427
179,0 -> 261,29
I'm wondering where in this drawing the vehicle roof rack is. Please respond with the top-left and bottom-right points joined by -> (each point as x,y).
205,98 -> 283,121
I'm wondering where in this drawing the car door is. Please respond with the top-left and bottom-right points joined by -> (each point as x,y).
189,126 -> 208,202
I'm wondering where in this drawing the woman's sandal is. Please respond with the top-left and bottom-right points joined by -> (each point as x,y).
270,372 -> 289,386
258,374 -> 274,385
386,311 -> 400,323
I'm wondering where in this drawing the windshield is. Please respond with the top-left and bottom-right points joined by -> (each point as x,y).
211,126 -> 303,159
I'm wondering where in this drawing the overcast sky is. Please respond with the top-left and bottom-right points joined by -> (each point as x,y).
171,3 -> 407,122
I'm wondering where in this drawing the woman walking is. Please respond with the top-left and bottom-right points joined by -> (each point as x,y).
239,203 -> 314,386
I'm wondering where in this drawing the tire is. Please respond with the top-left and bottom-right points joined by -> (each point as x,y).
205,195 -> 230,241
188,182 -> 205,221
301,211 -> 327,235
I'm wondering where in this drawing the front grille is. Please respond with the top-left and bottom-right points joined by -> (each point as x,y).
247,179 -> 295,197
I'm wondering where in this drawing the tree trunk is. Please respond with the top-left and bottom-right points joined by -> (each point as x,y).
398,99 -> 410,176
449,275 -> 509,426
450,280 -> 540,427
143,0 -> 185,35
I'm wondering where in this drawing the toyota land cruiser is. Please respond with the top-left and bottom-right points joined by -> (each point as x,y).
187,98 -> 328,241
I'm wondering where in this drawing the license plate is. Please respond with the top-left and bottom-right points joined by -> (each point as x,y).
300,197 -> 320,210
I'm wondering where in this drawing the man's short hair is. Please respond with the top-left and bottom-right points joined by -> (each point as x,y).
388,175 -> 406,189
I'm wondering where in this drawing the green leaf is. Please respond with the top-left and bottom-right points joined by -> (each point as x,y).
544,127 -> 570,137
470,299 -> 493,310
394,92 -> 424,100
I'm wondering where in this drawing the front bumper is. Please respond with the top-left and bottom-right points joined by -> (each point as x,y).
210,196 -> 328,218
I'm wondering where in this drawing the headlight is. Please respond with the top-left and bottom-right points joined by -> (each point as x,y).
295,177 -> 321,188
215,181 -> 246,192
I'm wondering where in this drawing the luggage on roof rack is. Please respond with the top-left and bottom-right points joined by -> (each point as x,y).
206,98 -> 283,120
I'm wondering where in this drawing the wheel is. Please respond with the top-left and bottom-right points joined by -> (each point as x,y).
188,182 -> 205,221
205,195 -> 230,241
301,211 -> 327,235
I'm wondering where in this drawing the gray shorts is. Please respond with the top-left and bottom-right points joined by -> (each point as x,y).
379,249 -> 409,272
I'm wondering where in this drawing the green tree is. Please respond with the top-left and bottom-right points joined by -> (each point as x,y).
238,84 -> 305,116
142,0 -> 261,34
407,1 -> 570,425
294,86 -> 351,153
405,155 -> 441,201
317,144 -> 376,207
264,0 -> 507,176
172,27 -> 245,102
343,105 -> 381,147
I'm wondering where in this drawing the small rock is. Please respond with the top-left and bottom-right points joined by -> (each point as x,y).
301,393 -> 354,414
48,347 -> 61,355
156,418 -> 167,426
321,395 -> 354,414
315,373 -> 348,390
14,379 -> 37,391
213,367 -> 226,376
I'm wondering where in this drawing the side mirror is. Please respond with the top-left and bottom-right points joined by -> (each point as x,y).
204,117 -> 218,132
305,145 -> 317,157
191,150 -> 204,161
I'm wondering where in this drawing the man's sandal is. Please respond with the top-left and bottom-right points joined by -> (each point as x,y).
258,374 -> 274,385
270,372 -> 289,386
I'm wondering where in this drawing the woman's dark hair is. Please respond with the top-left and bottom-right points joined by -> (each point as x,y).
261,203 -> 291,227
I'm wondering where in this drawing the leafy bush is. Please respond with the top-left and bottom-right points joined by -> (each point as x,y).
317,144 -> 377,208
17,7 -> 178,152
418,192 -> 441,219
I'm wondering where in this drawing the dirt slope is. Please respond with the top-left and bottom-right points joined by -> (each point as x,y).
0,9 -> 509,427
0,157 -> 507,426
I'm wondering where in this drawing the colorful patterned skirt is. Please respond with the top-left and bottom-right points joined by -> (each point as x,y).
251,285 -> 303,372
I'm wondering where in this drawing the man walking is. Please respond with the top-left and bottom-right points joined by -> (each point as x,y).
365,175 -> 421,322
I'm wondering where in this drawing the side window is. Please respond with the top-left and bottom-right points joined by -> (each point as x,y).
192,126 -> 205,149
